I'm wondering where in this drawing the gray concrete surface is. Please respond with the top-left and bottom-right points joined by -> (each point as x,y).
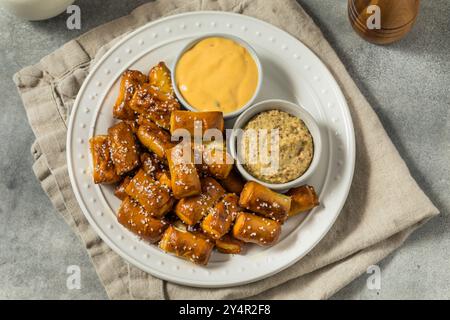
0,0 -> 448,300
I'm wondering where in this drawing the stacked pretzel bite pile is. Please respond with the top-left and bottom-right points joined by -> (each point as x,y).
90,62 -> 319,265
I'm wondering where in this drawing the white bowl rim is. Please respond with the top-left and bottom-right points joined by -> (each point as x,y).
171,33 -> 263,119
230,98 -> 323,191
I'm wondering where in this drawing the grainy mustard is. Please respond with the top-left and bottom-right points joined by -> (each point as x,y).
241,110 -> 314,184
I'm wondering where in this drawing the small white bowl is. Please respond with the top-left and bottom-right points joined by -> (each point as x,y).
0,0 -> 75,21
171,34 -> 263,120
230,99 -> 322,192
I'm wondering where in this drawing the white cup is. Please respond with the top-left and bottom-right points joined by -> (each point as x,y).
171,34 -> 263,120
0,0 -> 75,21
230,99 -> 323,192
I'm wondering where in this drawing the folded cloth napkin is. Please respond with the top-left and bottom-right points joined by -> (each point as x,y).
13,0 -> 439,300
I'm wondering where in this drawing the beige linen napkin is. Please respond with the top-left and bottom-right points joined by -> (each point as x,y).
14,0 -> 439,300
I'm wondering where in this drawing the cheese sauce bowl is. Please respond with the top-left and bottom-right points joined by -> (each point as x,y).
172,34 -> 263,120
230,99 -> 323,192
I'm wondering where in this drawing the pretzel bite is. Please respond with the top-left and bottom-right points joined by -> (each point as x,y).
174,203 -> 202,227
136,124 -> 175,159
172,219 -> 188,232
130,83 -> 180,130
157,171 -> 172,189
140,152 -> 169,174
159,226 -> 214,265
201,177 -> 226,202
125,169 -> 174,218
149,62 -> 174,100
89,135 -> 121,184
170,111 -> 224,137
232,212 -> 281,246
117,197 -> 168,243
201,194 -> 241,239
239,181 -> 291,222
215,235 -> 244,254
199,141 -> 233,179
218,169 -> 245,194
175,177 -> 225,226
287,185 -> 320,217
124,119 -> 139,134
113,70 -> 147,120
114,176 -> 132,200
137,114 -> 159,128
170,219 -> 202,234
108,122 -> 140,175
167,144 -> 201,199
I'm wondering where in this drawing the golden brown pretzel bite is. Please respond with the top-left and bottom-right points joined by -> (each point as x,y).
117,197 -> 168,243
287,185 -> 319,217
201,177 -> 226,202
149,62 -> 174,100
114,176 -> 132,200
124,119 -> 139,134
170,110 -> 224,137
136,124 -> 175,159
113,70 -> 147,120
130,83 -> 180,130
172,219 -> 188,232
159,226 -> 214,265
174,177 -> 225,226
215,235 -> 244,254
232,212 -> 281,246
140,152 -> 167,177
125,169 -> 174,218
201,195 -> 238,239
239,181 -> 291,222
201,194 -> 241,239
198,141 -> 233,180
174,195 -> 209,226
157,172 -> 172,189
166,144 -> 201,199
108,122 -> 140,175
218,168 -> 245,194
137,114 -> 159,128
221,193 -> 241,220
89,135 -> 121,184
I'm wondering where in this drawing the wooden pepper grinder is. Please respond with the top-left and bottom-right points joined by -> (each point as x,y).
348,0 -> 420,44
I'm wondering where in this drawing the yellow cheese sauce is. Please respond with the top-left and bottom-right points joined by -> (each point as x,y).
175,37 -> 259,114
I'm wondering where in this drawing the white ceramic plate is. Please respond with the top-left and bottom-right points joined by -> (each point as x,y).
67,11 -> 355,288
